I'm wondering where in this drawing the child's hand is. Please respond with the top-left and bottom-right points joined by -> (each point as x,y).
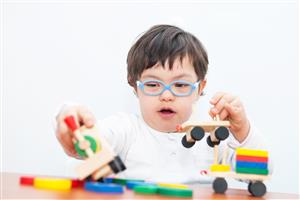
209,92 -> 250,143
55,105 -> 96,159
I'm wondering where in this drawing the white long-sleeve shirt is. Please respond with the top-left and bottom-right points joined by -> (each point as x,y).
96,112 -> 270,184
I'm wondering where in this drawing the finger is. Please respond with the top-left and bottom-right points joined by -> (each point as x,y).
77,107 -> 96,128
63,144 -> 77,157
209,92 -> 226,105
210,94 -> 235,116
219,108 -> 229,120
224,102 -> 240,119
208,109 -> 215,118
56,123 -> 75,151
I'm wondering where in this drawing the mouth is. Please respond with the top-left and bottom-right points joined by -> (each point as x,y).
158,107 -> 176,117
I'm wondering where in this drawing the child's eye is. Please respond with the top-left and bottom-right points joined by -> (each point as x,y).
174,83 -> 189,87
145,82 -> 160,87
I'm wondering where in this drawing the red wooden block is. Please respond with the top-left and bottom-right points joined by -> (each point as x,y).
236,155 -> 268,163
20,176 -> 35,185
72,179 -> 85,188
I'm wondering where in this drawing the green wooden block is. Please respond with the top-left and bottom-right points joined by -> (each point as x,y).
236,167 -> 269,175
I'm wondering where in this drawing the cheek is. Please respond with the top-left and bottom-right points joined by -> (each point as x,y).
138,95 -> 156,111
177,96 -> 198,115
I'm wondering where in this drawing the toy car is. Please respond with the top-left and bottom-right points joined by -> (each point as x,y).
176,116 -> 230,148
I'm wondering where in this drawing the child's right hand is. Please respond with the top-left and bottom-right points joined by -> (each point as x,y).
55,105 -> 96,159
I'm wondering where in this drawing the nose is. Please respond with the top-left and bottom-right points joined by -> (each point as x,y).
159,88 -> 175,102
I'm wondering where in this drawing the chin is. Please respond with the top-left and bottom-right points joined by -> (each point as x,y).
157,126 -> 177,133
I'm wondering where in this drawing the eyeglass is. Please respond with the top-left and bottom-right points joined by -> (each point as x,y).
136,79 -> 201,97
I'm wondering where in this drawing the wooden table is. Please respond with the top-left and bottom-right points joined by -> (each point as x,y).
1,172 -> 299,199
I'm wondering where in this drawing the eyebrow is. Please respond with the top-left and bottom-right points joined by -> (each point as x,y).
141,74 -> 194,80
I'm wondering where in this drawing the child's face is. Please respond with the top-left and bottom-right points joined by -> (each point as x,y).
136,56 -> 206,132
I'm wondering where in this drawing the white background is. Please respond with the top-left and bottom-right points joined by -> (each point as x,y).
1,0 -> 298,194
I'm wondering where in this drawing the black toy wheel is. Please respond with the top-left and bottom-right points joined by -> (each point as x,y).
248,181 -> 266,197
181,135 -> 195,148
108,156 -> 126,173
190,126 -> 205,141
213,178 -> 227,194
206,135 -> 220,147
215,126 -> 229,141
247,182 -> 252,193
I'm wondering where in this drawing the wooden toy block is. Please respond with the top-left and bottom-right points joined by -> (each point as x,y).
157,183 -> 189,189
158,187 -> 193,198
84,182 -> 124,194
236,167 -> 269,175
112,178 -> 144,186
33,177 -> 72,191
210,164 -> 231,172
236,148 -> 268,157
71,179 -> 85,188
236,155 -> 268,163
64,115 -> 126,181
236,161 -> 268,169
134,185 -> 159,195
20,176 -> 35,185
126,181 -> 154,190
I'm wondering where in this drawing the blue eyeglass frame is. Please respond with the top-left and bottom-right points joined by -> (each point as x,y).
136,79 -> 201,97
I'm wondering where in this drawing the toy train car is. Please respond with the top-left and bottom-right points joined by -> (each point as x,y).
176,117 -> 230,148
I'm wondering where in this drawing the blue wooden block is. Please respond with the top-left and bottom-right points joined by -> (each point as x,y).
236,161 -> 268,169
102,177 -> 114,183
126,181 -> 156,190
84,182 -> 124,194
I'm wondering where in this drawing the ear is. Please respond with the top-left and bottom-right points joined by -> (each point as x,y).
198,79 -> 207,96
133,86 -> 140,97
133,89 -> 138,97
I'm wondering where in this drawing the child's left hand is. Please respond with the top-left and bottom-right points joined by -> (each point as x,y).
209,92 -> 250,143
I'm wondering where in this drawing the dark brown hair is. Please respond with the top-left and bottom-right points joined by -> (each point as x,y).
127,24 -> 209,87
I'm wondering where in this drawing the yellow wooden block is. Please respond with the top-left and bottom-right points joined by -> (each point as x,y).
236,148 -> 268,157
157,182 -> 189,189
210,164 -> 231,172
34,178 -> 71,191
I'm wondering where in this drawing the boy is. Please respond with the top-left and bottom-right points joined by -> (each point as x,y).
56,24 -> 267,183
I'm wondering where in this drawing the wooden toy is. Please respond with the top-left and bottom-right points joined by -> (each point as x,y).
20,176 -> 35,186
111,177 -> 144,185
158,187 -> 193,198
64,116 -> 126,181
133,185 -> 193,198
126,181 -> 155,190
157,182 -> 189,189
176,115 -> 230,148
205,146 -> 270,197
33,177 -> 72,191
134,185 -> 158,195
177,114 -> 271,197
20,176 -> 84,189
84,182 -> 124,194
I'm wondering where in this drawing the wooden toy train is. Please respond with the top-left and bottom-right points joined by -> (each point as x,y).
176,115 -> 270,197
